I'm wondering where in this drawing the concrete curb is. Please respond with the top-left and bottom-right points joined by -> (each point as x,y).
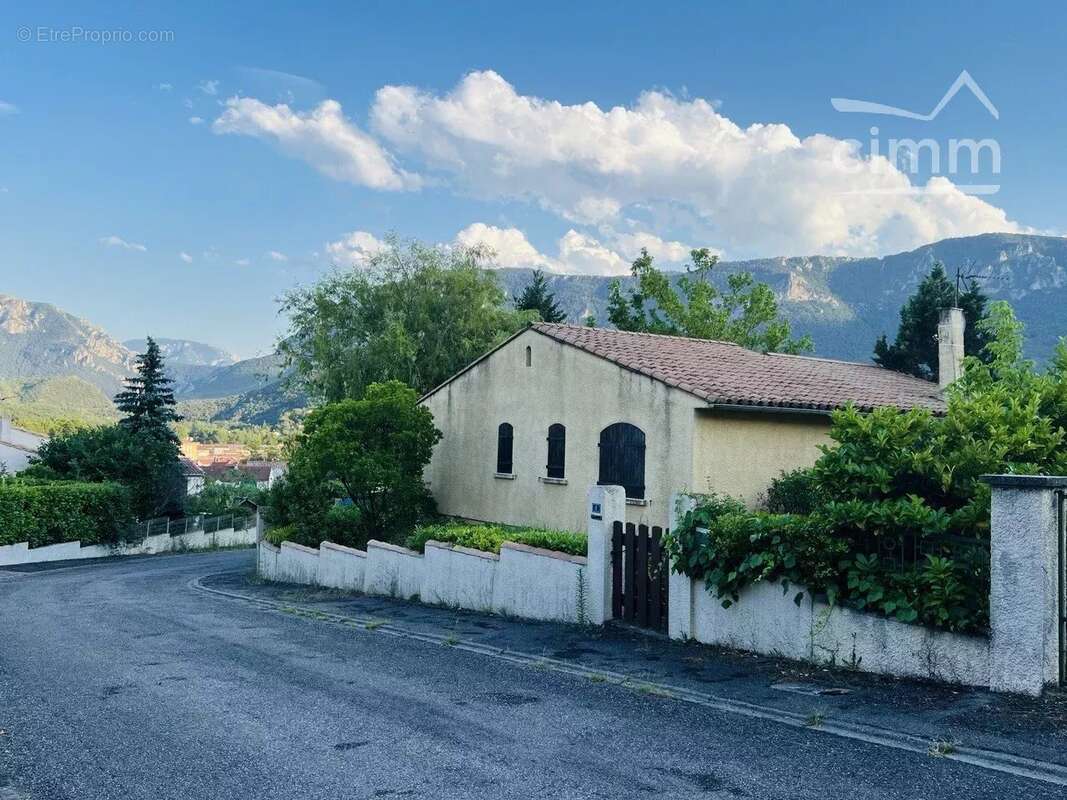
191,571 -> 1067,789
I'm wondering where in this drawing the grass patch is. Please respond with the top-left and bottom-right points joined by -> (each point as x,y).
406,521 -> 586,558
804,712 -> 825,728
928,738 -> 956,757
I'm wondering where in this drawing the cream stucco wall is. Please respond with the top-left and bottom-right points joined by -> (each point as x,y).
691,410 -> 831,507
421,328 -> 705,532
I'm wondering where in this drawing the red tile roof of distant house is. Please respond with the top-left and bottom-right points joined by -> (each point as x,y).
530,323 -> 945,413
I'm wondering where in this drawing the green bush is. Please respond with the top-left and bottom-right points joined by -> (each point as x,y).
667,495 -> 989,633
764,468 -> 825,515
265,524 -> 298,547
322,505 -> 365,549
407,522 -> 586,557
0,480 -> 133,548
666,305 -> 1067,635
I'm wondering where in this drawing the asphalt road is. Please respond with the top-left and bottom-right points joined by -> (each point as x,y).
0,551 -> 1060,800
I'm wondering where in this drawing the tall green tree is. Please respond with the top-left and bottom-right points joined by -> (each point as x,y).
606,248 -> 812,354
515,269 -> 565,323
873,262 -> 991,380
281,237 -> 536,402
114,337 -> 182,443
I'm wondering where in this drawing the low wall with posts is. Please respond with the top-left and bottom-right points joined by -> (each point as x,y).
582,479 -> 1067,696
260,476 -> 1065,696
257,536 -> 590,624
0,516 -> 259,568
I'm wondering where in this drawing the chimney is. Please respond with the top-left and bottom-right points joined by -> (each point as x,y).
937,307 -> 966,388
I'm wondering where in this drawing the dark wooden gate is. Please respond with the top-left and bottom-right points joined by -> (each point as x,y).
611,521 -> 669,632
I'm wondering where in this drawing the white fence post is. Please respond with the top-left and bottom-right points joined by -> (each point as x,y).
586,484 -> 626,625
984,474 -> 1067,696
667,492 -> 697,641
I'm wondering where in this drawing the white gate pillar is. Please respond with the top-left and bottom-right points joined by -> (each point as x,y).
586,485 -> 626,625
984,475 -> 1067,696
667,493 -> 697,640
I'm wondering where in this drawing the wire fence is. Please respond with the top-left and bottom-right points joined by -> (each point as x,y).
123,512 -> 255,543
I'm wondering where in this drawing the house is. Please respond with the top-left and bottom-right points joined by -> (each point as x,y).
420,322 -> 949,533
179,456 -> 206,496
203,461 -> 286,490
0,417 -> 47,474
180,441 -> 252,466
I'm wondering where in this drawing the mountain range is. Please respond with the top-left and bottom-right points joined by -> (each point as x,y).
0,295 -> 300,429
1,232 -> 1065,429
497,232 -> 1067,364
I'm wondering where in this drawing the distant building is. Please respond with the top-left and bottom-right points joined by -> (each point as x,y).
0,417 -> 47,474
179,456 -> 206,496
180,441 -> 252,467
203,460 -> 287,490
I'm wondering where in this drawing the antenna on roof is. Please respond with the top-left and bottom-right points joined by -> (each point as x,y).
952,262 -> 995,306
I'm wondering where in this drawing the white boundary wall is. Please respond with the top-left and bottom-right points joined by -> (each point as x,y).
0,525 -> 256,567
663,480 -> 1067,696
676,575 -> 989,686
257,536 -> 589,624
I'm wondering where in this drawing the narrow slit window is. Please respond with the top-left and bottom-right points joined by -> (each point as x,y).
546,423 -> 566,479
525,345 -> 532,367
496,422 -> 514,474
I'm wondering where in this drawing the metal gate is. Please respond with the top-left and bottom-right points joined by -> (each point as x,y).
611,521 -> 669,632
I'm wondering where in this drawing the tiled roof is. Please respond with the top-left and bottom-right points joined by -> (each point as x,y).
531,323 -> 945,414
178,456 -> 205,477
203,463 -> 273,481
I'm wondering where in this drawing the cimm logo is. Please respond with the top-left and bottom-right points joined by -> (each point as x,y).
830,70 -> 1001,195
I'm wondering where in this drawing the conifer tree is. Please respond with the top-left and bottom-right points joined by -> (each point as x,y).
873,263 -> 991,380
115,337 -> 182,443
515,269 -> 566,323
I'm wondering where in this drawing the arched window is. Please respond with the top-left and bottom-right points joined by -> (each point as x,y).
525,345 -> 532,367
546,423 -> 566,479
496,423 -> 514,474
598,423 -> 646,499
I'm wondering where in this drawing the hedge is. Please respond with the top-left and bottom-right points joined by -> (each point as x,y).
406,522 -> 586,558
0,481 -> 134,549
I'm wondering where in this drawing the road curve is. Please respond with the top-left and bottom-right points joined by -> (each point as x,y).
0,551 -> 1058,800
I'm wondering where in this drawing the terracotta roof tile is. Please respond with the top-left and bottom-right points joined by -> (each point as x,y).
531,323 -> 945,414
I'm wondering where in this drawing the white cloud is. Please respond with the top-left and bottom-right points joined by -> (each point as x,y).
328,222 -> 688,277
453,223 -> 686,276
179,251 -> 193,263
268,250 -> 288,261
99,235 -> 147,252
213,97 -> 420,191
198,79 -> 220,96
156,83 -> 173,92
0,101 -> 18,115
556,230 -> 628,275
235,257 -> 251,266
325,231 -> 388,266
606,230 -> 695,263
188,116 -> 204,125
368,70 -> 1022,257
454,223 -> 556,269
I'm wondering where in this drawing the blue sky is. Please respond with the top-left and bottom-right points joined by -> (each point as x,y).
1,1 -> 1065,357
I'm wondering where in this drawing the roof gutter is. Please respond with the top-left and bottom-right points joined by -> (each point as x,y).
704,402 -> 835,418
